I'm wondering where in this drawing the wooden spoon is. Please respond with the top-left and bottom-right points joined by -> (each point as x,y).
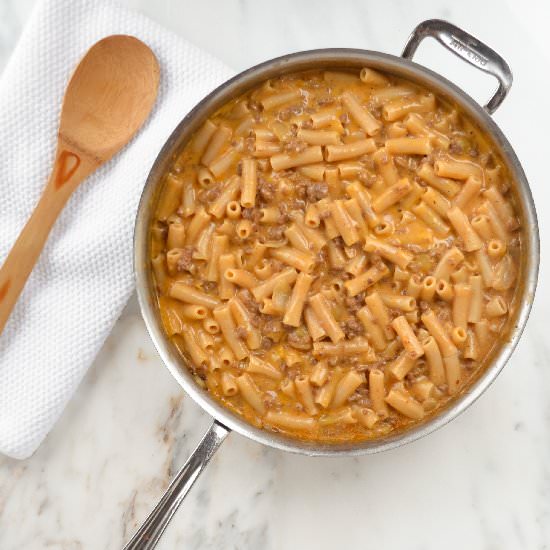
0,35 -> 159,335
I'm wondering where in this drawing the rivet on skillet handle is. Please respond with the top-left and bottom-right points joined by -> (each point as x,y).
401,19 -> 513,114
122,421 -> 231,550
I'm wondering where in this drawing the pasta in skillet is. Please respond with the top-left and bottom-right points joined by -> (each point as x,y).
150,67 -> 521,442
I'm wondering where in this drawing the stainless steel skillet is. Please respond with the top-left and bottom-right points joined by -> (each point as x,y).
125,19 -> 539,549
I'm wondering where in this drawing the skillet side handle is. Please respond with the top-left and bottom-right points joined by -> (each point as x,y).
122,420 -> 231,550
402,19 -> 512,114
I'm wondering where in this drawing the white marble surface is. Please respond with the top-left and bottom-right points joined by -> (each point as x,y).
1,1 -> 550,549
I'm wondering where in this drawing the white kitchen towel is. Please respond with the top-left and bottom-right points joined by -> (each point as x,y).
0,0 -> 234,459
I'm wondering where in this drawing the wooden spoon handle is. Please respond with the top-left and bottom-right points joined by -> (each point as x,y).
0,143 -> 97,335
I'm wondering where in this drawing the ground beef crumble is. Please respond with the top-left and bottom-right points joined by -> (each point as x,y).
277,203 -> 290,224
341,317 -> 364,338
306,181 -> 328,201
258,178 -> 276,202
237,289 -> 260,314
264,319 -> 284,336
235,326 -> 247,340
293,179 -> 308,199
242,208 -> 261,224
287,329 -> 312,350
176,246 -> 194,272
345,293 -> 365,313
197,185 -> 221,204
261,337 -> 273,350
267,225 -> 286,241
449,141 -> 463,155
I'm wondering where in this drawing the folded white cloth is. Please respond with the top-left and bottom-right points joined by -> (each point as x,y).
0,0 -> 233,459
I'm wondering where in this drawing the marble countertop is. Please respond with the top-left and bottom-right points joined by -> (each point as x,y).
1,0 -> 550,548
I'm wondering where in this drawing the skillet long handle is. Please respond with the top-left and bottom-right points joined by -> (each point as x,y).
401,18 -> 512,114
122,420 -> 231,550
